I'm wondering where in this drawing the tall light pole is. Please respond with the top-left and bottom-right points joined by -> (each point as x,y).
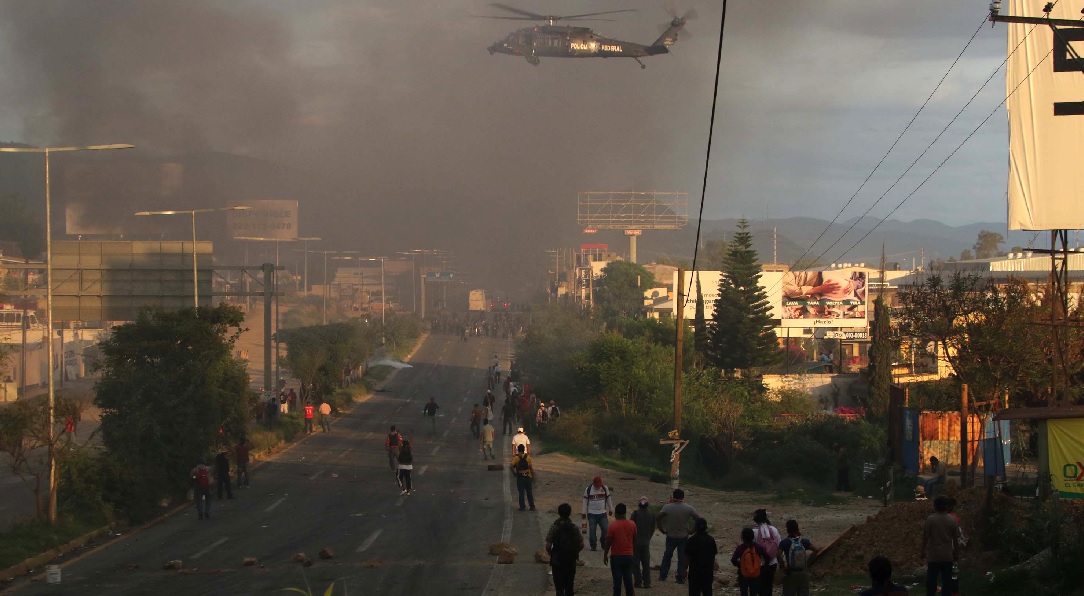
296,237 -> 321,295
0,143 -> 134,523
135,206 -> 251,309
360,257 -> 389,343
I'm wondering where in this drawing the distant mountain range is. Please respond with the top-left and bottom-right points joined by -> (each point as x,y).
637,216 -> 1047,270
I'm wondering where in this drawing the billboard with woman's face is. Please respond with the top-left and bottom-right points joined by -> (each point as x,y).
780,270 -> 867,327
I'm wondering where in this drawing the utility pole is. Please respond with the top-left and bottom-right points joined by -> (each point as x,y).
662,267 -> 689,489
961,383 -> 969,490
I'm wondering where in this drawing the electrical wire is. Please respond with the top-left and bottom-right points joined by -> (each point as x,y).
685,0 -> 728,309
783,16 -> 990,275
828,44 -> 1058,264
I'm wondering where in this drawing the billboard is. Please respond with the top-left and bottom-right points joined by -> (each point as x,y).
1006,0 -> 1084,230
672,270 -> 784,321
227,199 -> 298,240
779,270 -> 868,328
1048,418 -> 1084,499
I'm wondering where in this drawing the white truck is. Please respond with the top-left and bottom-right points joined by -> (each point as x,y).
468,289 -> 489,312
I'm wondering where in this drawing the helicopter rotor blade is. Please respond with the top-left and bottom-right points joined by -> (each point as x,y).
558,9 -> 637,19
473,15 -> 541,20
488,3 -> 548,20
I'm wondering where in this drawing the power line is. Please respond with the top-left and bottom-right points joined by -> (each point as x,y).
685,0 -> 729,309
783,16 -> 989,274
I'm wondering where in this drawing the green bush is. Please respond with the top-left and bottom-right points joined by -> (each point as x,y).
57,445 -> 114,522
545,410 -> 596,453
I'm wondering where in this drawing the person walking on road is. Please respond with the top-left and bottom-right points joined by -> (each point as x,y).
658,488 -> 700,584
582,475 -> 614,551
685,517 -> 719,596
214,449 -> 234,500
779,519 -> 815,596
190,458 -> 213,519
512,426 -> 531,455
510,444 -> 536,511
731,527 -> 769,596
603,503 -> 637,596
546,502 -> 585,596
501,398 -> 515,435
753,509 -> 782,596
303,400 -> 315,434
386,425 -> 404,473
235,438 -> 252,488
480,418 -> 496,460
318,400 -> 332,433
470,403 -> 482,439
630,496 -> 656,589
398,440 -> 415,495
423,398 -> 440,434
921,496 -> 959,596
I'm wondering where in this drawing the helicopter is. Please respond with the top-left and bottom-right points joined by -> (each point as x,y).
479,3 -> 694,68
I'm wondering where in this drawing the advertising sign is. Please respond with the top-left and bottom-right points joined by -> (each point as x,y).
227,199 -> 298,240
673,270 -> 785,321
825,330 -> 869,340
779,270 -> 868,328
1049,418 -> 1084,499
1006,0 -> 1084,230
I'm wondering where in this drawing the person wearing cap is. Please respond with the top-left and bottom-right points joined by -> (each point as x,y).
630,496 -> 657,589
512,426 -> 531,455
582,476 -> 614,551
509,444 -> 536,511
536,401 -> 548,429
684,517 -> 718,596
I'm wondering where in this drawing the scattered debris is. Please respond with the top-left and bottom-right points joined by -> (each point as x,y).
163,560 -> 182,570
535,550 -> 550,564
487,464 -> 504,471
125,564 -> 139,571
360,560 -> 384,568
319,548 -> 335,560
497,550 -> 516,564
242,558 -> 257,566
489,542 -> 514,556
291,553 -> 308,562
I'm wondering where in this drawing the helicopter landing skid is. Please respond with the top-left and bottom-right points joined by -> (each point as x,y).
634,57 -> 646,69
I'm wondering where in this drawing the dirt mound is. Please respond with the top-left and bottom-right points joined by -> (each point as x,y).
811,489 -> 1011,578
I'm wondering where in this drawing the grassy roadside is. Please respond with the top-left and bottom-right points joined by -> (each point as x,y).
0,515 -> 107,572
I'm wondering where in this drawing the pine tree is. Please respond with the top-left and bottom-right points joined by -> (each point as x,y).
869,295 -> 893,417
707,219 -> 781,372
693,272 -> 708,355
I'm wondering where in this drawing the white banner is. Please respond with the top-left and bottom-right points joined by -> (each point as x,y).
228,199 -> 299,240
1006,1 -> 1084,230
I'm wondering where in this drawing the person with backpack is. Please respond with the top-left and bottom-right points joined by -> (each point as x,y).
630,496 -> 656,589
731,527 -> 769,596
752,509 -> 782,596
860,556 -> 909,596
470,403 -> 482,439
214,449 -> 234,500
423,398 -> 440,434
547,400 -> 561,421
386,425 -> 404,473
509,444 -> 536,511
545,502 -> 585,596
582,476 -> 614,551
397,440 -> 414,495
480,418 -> 496,460
778,519 -> 815,596
657,488 -> 700,584
190,458 -> 213,520
603,503 -> 638,596
684,517 -> 719,596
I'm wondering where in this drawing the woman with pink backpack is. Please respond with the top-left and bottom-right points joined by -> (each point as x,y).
753,509 -> 782,596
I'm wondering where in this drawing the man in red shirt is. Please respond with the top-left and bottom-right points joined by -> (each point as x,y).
604,503 -> 638,595
303,401 -> 315,434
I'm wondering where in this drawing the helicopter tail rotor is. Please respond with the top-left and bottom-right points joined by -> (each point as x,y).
651,4 -> 694,48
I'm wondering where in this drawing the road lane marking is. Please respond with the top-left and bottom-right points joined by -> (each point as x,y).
481,427 -> 514,596
419,465 -> 429,475
265,497 -> 287,512
192,537 -> 228,559
356,529 -> 383,552
337,448 -> 353,460
431,445 -> 440,455
309,470 -> 325,481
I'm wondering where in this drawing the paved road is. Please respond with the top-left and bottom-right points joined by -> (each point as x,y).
9,334 -> 551,595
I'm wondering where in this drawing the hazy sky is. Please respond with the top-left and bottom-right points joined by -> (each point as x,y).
0,1 -> 1023,277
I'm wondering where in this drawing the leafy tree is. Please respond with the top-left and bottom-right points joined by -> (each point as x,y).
279,320 -> 377,400
683,371 -> 770,475
575,333 -> 672,421
518,302 -> 600,406
701,238 -> 728,270
593,261 -> 654,322
707,219 -> 781,372
868,295 -> 894,417
959,249 -> 974,261
0,395 -> 82,521
0,192 -> 44,258
973,230 -> 1005,259
94,305 -> 252,511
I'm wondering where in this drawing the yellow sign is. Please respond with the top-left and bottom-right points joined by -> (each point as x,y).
1048,418 -> 1084,499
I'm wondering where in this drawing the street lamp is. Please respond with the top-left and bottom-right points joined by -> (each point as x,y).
135,206 -> 252,309
361,257 -> 389,343
0,143 -> 134,524
312,250 -> 357,325
295,237 -> 321,295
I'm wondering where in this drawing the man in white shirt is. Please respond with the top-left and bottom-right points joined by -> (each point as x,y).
582,475 -> 614,551
512,427 -> 531,455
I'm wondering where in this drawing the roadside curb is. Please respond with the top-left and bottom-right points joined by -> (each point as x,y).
0,333 -> 429,591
